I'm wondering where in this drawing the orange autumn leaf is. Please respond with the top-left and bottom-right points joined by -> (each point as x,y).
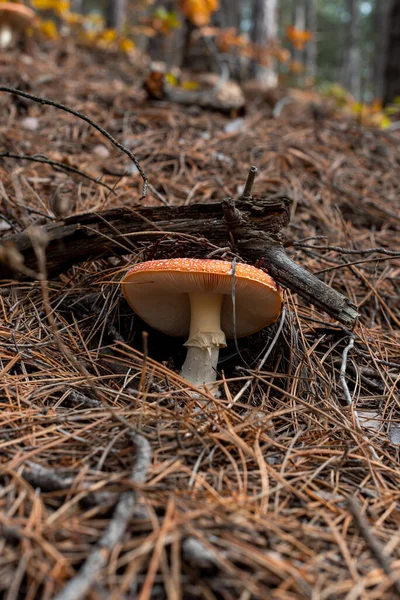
205,0 -> 219,11
274,47 -> 291,63
370,99 -> 383,113
179,0 -> 219,27
256,47 -> 274,68
286,25 -> 312,50
289,59 -> 304,74
217,29 -> 246,52
119,37 -> 135,53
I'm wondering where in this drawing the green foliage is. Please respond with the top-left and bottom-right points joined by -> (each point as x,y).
319,82 -> 350,107
153,7 -> 180,32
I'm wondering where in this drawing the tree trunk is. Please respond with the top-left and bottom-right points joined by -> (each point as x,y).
215,0 -> 241,30
291,0 -> 306,70
383,0 -> 400,104
305,0 -> 317,81
105,0 -> 126,31
252,0 -> 278,45
342,0 -> 361,98
147,0 -> 182,66
213,0 -> 243,79
373,0 -> 392,101
250,0 -> 278,87
70,0 -> 83,12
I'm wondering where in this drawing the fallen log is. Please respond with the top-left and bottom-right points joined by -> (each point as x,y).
0,193 -> 359,327
144,64 -> 246,114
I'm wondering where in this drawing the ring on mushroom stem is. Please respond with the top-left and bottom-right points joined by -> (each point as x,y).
121,258 -> 283,394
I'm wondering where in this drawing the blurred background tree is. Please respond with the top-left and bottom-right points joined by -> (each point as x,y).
373,0 -> 391,101
105,0 -> 126,30
250,0 -> 278,86
384,0 -> 400,105
21,0 -> 400,105
342,0 -> 361,98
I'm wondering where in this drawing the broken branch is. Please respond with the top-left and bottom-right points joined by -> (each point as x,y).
0,194 -> 359,327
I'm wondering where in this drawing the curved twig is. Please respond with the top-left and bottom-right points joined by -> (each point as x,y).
0,151 -> 116,195
0,86 -> 148,196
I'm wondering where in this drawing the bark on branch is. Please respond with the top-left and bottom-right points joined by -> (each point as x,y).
0,194 -> 359,327
222,198 -> 359,327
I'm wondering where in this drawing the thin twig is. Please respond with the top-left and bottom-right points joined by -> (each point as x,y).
182,537 -> 220,572
339,335 -> 381,462
63,390 -> 104,409
0,152 -> 116,194
30,224 -> 136,430
231,307 -> 286,405
54,433 -> 152,600
294,243 -> 400,257
339,335 -> 355,407
230,257 -> 249,369
147,182 -> 170,206
241,165 -> 258,199
0,86 -> 147,196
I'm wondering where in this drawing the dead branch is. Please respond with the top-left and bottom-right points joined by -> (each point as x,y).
0,194 -> 290,277
166,81 -> 245,113
53,432 -> 152,600
20,461 -> 117,507
221,197 -> 359,327
0,193 -> 359,327
145,64 -> 245,114
293,242 -> 400,257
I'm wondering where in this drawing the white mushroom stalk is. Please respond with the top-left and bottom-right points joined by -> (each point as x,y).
180,292 -> 226,388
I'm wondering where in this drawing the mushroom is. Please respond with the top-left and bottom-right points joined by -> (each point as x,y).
0,3 -> 36,49
122,258 -> 282,391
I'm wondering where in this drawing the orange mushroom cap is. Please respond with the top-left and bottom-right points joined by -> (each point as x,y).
0,3 -> 36,30
122,258 -> 282,338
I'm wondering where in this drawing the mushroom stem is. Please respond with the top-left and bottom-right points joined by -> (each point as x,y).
180,292 -> 226,389
180,346 -> 221,388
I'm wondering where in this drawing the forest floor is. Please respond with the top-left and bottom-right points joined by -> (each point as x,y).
0,43 -> 400,600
